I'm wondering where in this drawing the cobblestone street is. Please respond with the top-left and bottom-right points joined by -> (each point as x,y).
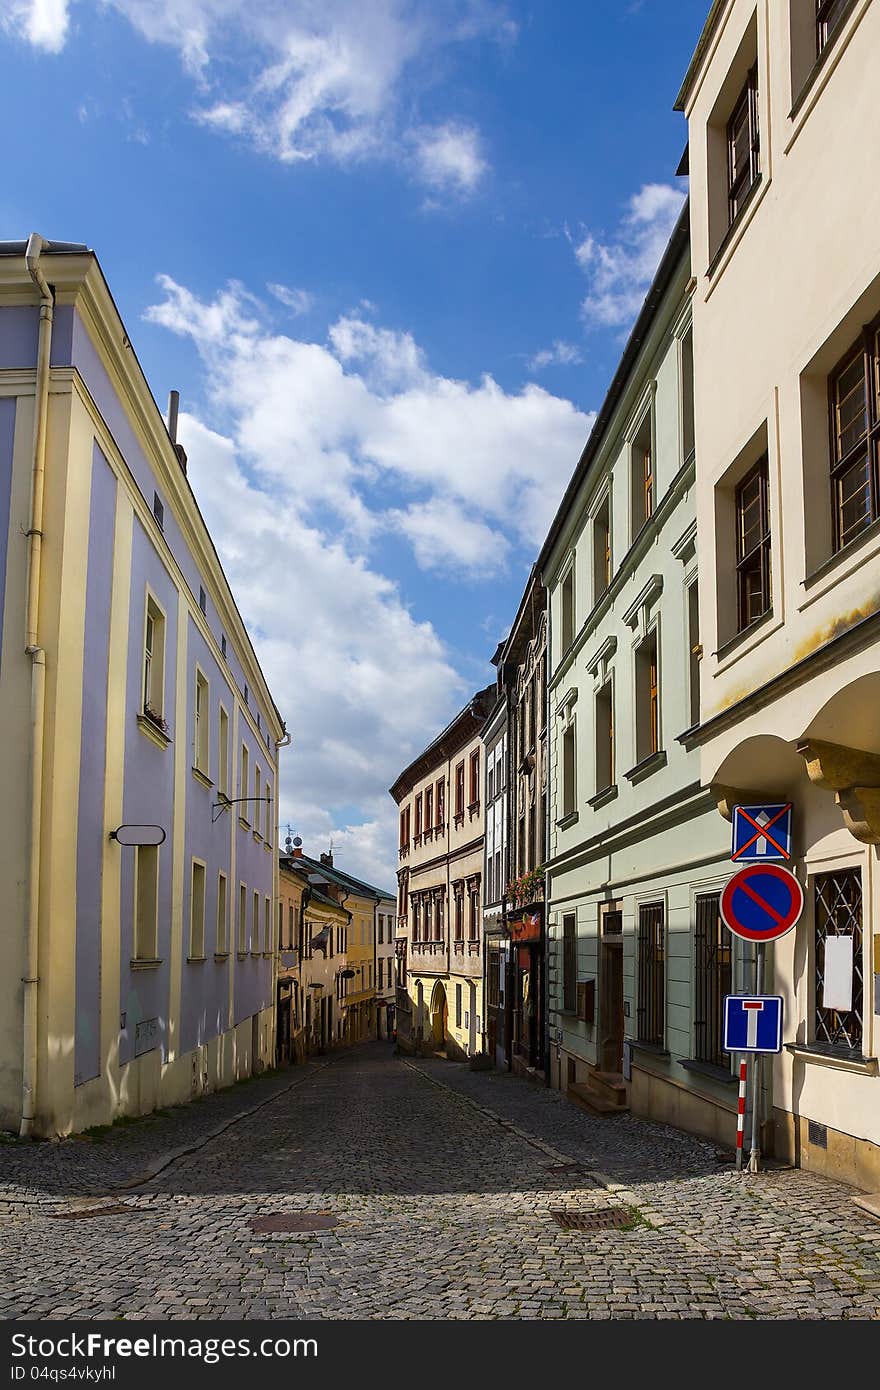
2,1042 -> 880,1320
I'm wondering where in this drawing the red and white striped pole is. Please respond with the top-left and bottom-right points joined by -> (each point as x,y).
736,1057 -> 747,1171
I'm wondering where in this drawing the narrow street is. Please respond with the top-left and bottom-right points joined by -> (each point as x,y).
2,1044 -> 879,1321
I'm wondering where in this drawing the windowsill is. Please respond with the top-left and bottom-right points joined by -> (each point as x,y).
186,954 -> 207,964
237,951 -> 248,960
216,791 -> 231,806
136,714 -> 171,750
788,0 -> 859,126
413,835 -> 423,847
214,952 -> 229,962
679,1057 -> 736,1086
253,830 -> 263,843
264,842 -> 272,853
191,766 -> 213,790
468,802 -> 481,816
706,172 -> 764,284
588,784 -> 618,810
785,1043 -> 878,1075
130,957 -> 162,970
454,814 -> 465,829
238,817 -> 250,831
800,515 -> 880,608
714,607 -> 776,665
624,750 -> 667,785
556,810 -> 579,830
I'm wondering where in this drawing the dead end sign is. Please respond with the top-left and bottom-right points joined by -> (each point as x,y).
720,863 -> 804,943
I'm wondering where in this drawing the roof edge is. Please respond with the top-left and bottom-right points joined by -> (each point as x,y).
674,0 -> 728,111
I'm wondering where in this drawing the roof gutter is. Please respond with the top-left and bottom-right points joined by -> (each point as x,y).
20,234 -> 53,1136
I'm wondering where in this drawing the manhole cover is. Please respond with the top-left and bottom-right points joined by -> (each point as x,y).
251,1213 -> 338,1233
551,1206 -> 637,1231
49,1204 -> 145,1220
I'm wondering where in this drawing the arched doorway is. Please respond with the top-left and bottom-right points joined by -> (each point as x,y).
430,981 -> 448,1049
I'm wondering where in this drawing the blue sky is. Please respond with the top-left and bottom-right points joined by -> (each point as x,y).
0,0 -> 707,888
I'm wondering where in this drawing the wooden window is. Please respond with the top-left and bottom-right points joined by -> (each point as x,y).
593,496 -> 611,600
456,983 -> 462,1029
687,581 -> 701,729
414,792 -> 422,839
424,786 -> 433,833
264,781 -> 272,841
264,897 -> 271,953
189,860 -> 206,958
561,562 -> 575,652
152,490 -> 164,530
198,584 -> 206,615
830,323 -> 880,551
134,845 -> 159,960
218,706 -> 229,796
253,766 -> 261,835
816,0 -> 849,56
735,457 -> 771,630
693,894 -> 731,1067
142,596 -> 165,719
487,760 -> 494,803
681,325 -> 695,463
240,745 -> 250,824
435,893 -> 444,942
193,670 -> 209,774
469,749 -> 480,807
435,779 -> 444,827
562,914 -> 577,1013
727,65 -> 760,226
596,681 -> 614,792
454,885 -> 464,939
562,722 -> 576,818
217,872 -> 228,954
631,410 -> 653,536
635,630 -> 659,763
238,883 -> 247,953
637,903 -> 665,1046
469,881 -> 479,939
455,761 -> 465,818
399,808 -> 408,849
252,890 -> 260,954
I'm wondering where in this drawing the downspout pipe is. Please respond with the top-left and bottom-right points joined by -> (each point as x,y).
21,234 -> 54,1137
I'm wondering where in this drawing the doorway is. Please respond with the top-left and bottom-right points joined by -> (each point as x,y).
430,981 -> 448,1048
599,903 -> 624,1073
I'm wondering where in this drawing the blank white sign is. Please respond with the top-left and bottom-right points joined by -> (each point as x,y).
823,935 -> 854,1012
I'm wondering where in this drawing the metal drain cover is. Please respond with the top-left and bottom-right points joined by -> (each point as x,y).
551,1207 -> 636,1231
251,1213 -> 338,1233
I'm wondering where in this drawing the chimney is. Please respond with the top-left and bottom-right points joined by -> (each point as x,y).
292,846 -> 303,858
320,851 -> 333,867
167,389 -> 188,474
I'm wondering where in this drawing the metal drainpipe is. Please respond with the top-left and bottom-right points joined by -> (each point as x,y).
20,235 -> 53,1137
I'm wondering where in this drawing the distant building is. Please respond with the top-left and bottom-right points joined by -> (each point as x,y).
375,893 -> 397,1039
0,237 -> 284,1136
391,686 -> 495,1058
481,676 -> 509,1070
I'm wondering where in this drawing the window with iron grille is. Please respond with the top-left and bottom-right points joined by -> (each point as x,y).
693,894 -> 731,1068
816,0 -> 849,56
562,913 -> 577,1013
487,949 -> 500,1009
727,66 -> 760,226
637,903 -> 665,1046
735,456 -> 771,630
814,868 -> 863,1054
829,320 -> 880,551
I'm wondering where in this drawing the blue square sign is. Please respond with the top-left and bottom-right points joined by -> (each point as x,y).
732,803 -> 792,863
723,995 -> 783,1054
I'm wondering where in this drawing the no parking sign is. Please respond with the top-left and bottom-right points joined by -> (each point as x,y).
720,863 -> 804,943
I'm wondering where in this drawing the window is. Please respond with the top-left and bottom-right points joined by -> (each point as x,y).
631,409 -> 653,537
735,456 -> 771,630
814,868 -> 863,1053
433,894 -> 443,942
238,883 -> 247,953
134,845 -> 159,960
240,745 -> 250,824
561,561 -> 575,652
727,65 -> 759,226
681,325 -> 695,463
142,596 -> 165,719
487,760 -> 494,804
562,914 -> 576,1013
634,630 -> 659,763
593,496 -> 611,600
414,793 -> 423,839
596,681 -> 614,792
193,671 -> 209,774
264,897 -> 271,953
218,706 -> 229,796
264,782 -> 272,841
693,894 -> 731,1068
399,808 -> 408,850
424,786 -> 433,833
816,0 -> 849,56
454,884 -> 464,939
221,633 -> 227,659
435,779 -> 444,827
454,762 -> 465,819
829,323 -> 880,551
687,582 -> 701,728
455,984 -> 462,1028
637,903 -> 665,1046
469,881 -> 479,939
189,861 -> 206,958
252,891 -> 260,954
152,490 -> 164,530
562,721 -> 576,818
469,749 -> 480,807
254,766 -> 261,834
198,584 -> 206,615
494,849 -> 501,903
217,873 -> 228,954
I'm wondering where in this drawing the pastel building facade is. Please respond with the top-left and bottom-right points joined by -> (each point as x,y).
0,238 -> 284,1137
676,0 -> 880,1185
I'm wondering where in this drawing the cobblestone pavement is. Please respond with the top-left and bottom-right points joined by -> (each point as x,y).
2,1043 -> 879,1320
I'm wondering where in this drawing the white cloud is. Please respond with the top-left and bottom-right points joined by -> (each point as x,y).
268,282 -> 315,317
0,0 -> 69,50
410,121 -> 487,197
574,182 -> 686,329
145,275 -> 592,880
528,340 -> 582,372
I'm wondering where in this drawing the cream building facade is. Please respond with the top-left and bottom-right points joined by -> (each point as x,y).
676,0 -> 880,1186
392,686 -> 494,1058
0,238 -> 284,1137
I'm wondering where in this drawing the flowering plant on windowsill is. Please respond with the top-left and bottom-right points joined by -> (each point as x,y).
505,866 -> 545,908
142,703 -> 170,736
